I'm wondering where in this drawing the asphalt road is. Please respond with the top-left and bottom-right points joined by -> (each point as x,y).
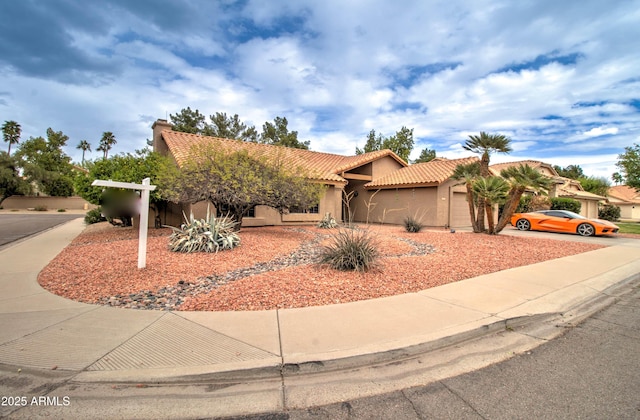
248,282 -> 640,419
0,214 -> 83,249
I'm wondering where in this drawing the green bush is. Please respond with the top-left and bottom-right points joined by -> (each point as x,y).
168,210 -> 240,253
403,215 -> 423,233
317,212 -> 338,229
34,205 -> 47,211
84,207 -> 106,224
57,208 -> 66,212
598,204 -> 620,222
516,195 -> 551,213
319,229 -> 378,272
550,197 -> 581,213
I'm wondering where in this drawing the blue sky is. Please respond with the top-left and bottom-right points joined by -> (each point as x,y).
1,0 -> 639,179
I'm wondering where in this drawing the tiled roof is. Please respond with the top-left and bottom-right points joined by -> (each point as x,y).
365,156 -> 479,189
608,185 -> 640,203
160,129 -> 407,185
489,160 -> 558,176
557,187 -> 605,200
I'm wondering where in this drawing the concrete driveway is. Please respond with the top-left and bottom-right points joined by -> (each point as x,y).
501,225 -> 640,247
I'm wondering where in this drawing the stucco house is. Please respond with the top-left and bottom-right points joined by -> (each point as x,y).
607,185 -> 640,221
489,160 -> 605,218
151,119 -> 477,228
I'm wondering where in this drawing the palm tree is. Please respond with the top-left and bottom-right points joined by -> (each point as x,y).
97,132 -> 116,159
451,162 -> 481,232
494,164 -> 552,234
2,120 -> 21,155
76,140 -> 91,163
463,132 -> 513,231
472,176 -> 510,234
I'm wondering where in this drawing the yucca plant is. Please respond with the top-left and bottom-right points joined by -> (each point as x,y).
317,212 -> 338,229
168,207 -> 240,253
403,215 -> 423,233
319,229 -> 378,272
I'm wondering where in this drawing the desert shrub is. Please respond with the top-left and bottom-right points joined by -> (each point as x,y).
516,195 -> 552,213
550,197 -> 581,213
57,208 -> 66,212
319,229 -> 378,272
34,205 -> 47,211
403,215 -> 423,233
84,207 -> 107,225
317,212 -> 338,229
168,210 -> 240,253
598,203 -> 620,222
84,207 -> 106,224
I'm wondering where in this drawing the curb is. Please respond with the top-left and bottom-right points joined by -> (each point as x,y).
68,272 -> 640,385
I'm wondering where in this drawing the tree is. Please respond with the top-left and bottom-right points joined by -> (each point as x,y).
158,142 -> 324,228
0,152 -> 31,205
76,140 -> 91,164
462,132 -> 512,231
75,149 -> 172,225
260,116 -> 310,149
472,176 -> 509,234
206,112 -> 258,142
451,162 -> 481,232
612,172 -> 623,185
355,130 -> 383,155
578,176 -> 610,197
2,121 -> 21,155
494,164 -> 552,234
15,128 -> 75,196
616,143 -> 640,189
97,132 -> 116,159
553,164 -> 584,179
413,147 -> 436,164
355,127 -> 415,162
169,107 -> 208,134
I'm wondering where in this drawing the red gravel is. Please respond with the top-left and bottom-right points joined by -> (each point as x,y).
38,222 -> 606,311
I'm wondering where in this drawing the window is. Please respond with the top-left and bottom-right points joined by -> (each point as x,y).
289,204 -> 319,214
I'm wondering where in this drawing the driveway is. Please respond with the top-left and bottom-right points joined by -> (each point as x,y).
501,225 -> 640,248
0,213 -> 83,249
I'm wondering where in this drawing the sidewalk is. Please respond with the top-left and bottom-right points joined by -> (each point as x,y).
1,218 -> 639,385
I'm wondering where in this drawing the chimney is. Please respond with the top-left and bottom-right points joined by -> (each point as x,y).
151,119 -> 172,154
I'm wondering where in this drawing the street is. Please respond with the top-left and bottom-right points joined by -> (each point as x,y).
0,213 -> 83,249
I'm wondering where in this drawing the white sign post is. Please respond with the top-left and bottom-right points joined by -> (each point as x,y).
91,178 -> 157,269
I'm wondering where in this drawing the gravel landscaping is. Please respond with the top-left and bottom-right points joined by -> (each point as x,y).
38,222 -> 605,311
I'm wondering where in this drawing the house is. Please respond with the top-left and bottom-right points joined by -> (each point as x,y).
151,119 -> 477,228
607,185 -> 640,221
489,160 -> 605,218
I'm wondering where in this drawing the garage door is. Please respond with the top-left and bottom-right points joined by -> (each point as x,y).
451,192 -> 473,227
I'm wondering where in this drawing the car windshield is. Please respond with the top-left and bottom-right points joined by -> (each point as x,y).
559,211 -> 587,219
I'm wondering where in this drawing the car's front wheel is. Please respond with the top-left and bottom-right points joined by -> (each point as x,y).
515,219 -> 531,231
577,223 -> 595,236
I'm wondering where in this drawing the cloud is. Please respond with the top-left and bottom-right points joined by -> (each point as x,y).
0,0 -> 638,182
583,126 -> 619,138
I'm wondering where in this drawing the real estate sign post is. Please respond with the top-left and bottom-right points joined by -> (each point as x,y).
91,178 -> 156,269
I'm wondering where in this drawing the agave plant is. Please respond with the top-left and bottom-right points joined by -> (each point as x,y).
317,212 -> 338,229
168,206 -> 240,253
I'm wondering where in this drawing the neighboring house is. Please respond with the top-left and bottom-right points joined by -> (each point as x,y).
490,160 -> 604,218
607,185 -> 640,221
151,119 -> 478,228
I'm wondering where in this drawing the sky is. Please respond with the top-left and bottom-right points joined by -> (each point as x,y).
1,0 -> 639,179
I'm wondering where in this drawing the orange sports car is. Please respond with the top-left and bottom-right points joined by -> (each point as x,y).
510,210 -> 619,236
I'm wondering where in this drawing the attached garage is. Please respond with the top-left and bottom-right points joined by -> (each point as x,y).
450,191 -> 472,228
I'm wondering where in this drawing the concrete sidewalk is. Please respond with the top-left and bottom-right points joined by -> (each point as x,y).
1,218 -> 639,386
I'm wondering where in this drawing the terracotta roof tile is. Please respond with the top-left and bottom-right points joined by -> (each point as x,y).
364,156 -> 479,189
608,185 -> 640,203
160,130 -> 407,185
489,160 -> 557,176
